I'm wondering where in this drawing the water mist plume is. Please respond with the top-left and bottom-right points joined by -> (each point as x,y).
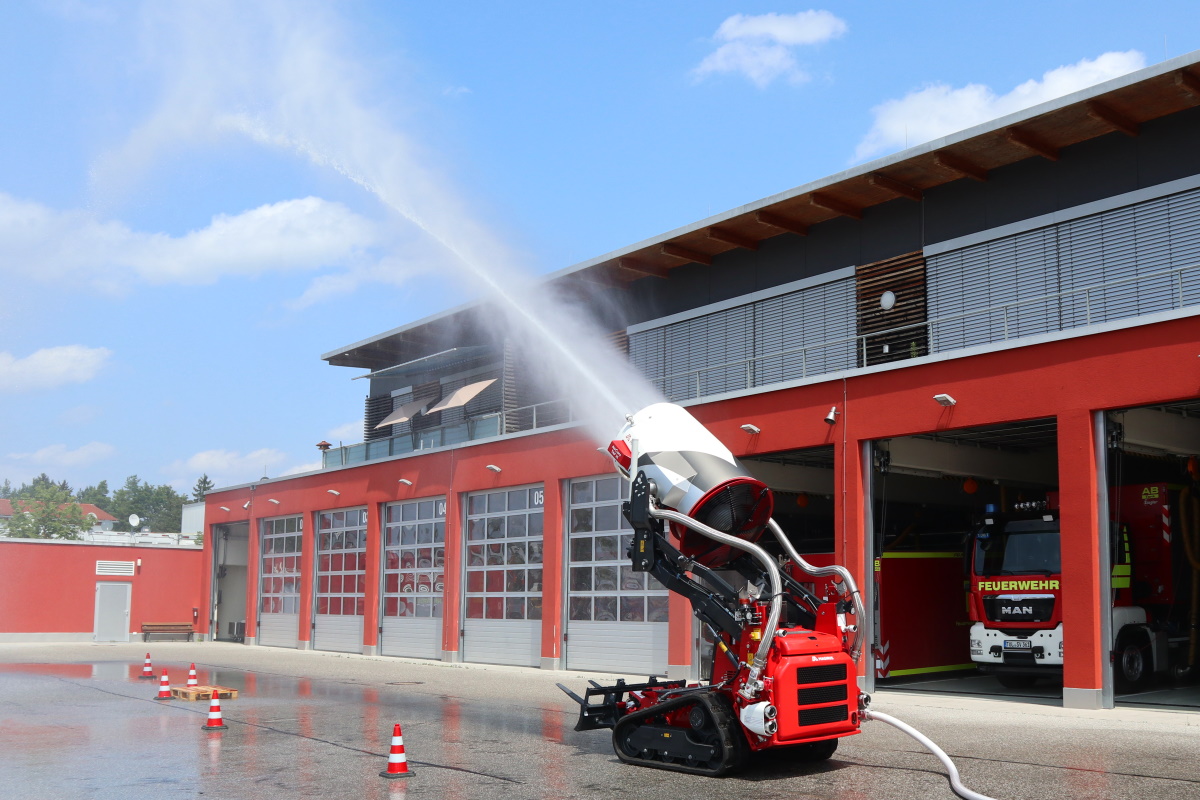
105,1 -> 662,441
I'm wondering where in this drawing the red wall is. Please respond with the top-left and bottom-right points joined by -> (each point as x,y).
0,540 -> 203,636
203,316 -> 1200,689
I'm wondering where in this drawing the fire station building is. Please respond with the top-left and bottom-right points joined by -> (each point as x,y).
203,54 -> 1200,712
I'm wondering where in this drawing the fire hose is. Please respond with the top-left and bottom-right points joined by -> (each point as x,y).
862,708 -> 999,800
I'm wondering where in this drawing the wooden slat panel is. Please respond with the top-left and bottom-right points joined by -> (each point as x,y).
855,251 -> 929,366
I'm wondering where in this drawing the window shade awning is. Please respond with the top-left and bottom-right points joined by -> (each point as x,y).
373,397 -> 431,429
425,379 -> 497,414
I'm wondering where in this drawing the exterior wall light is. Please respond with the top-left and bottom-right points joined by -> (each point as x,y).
824,406 -> 839,424
267,499 -> 281,505
327,489 -> 341,496
398,478 -> 413,486
485,465 -> 502,473
880,290 -> 897,310
740,424 -> 761,434
933,393 -> 957,407
242,501 -> 251,509
218,506 -> 230,512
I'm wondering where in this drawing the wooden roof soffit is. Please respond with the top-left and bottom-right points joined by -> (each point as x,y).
706,226 -> 759,251
754,210 -> 808,236
867,172 -> 922,201
616,257 -> 670,279
660,242 -> 712,266
809,191 -> 863,220
1086,100 -> 1139,137
1005,127 -> 1060,161
934,151 -> 988,182
1174,69 -> 1200,100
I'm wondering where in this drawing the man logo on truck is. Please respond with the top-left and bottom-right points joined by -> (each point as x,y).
1000,606 -> 1034,615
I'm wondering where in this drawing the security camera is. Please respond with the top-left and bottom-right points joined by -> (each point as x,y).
824,406 -> 839,425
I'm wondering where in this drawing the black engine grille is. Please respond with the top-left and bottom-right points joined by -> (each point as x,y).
798,704 -> 849,727
798,684 -> 848,706
794,663 -> 847,685
982,596 -> 1055,623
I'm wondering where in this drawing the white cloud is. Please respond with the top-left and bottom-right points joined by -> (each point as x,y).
8,441 -> 116,468
694,10 -> 847,88
326,419 -> 363,442
58,404 -> 103,425
854,50 -> 1146,162
0,345 -> 111,392
0,193 -> 391,292
168,447 -> 290,487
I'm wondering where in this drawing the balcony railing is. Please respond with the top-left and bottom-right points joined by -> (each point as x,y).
322,399 -> 573,469
647,262 -> 1200,403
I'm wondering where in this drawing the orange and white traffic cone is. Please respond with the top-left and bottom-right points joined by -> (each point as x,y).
202,690 -> 228,731
139,653 -> 155,679
379,723 -> 412,778
155,671 -> 171,700
187,663 -> 199,688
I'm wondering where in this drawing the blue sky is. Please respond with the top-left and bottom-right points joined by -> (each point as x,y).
2,1 -> 1198,495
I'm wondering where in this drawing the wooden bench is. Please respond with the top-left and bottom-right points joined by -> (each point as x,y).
141,623 -> 195,642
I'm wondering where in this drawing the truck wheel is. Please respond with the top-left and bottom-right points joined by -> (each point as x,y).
1114,630 -> 1151,694
996,674 -> 1037,690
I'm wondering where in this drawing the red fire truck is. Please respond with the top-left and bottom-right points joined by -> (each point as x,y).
967,483 -> 1198,692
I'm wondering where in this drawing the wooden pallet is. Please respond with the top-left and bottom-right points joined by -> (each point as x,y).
170,685 -> 238,701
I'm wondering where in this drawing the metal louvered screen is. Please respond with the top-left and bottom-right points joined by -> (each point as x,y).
929,186 -> 1200,352
628,275 -> 855,402
96,561 -> 135,576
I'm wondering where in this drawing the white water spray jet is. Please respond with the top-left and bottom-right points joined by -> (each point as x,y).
106,2 -> 664,441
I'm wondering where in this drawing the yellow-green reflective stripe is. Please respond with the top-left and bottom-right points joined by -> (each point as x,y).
884,664 -> 976,677
1112,565 -> 1132,575
1111,578 -> 1131,588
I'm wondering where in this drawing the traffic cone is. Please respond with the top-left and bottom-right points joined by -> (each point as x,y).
202,690 -> 228,731
187,663 -> 199,688
155,671 -> 171,700
139,653 -> 155,679
379,723 -> 412,778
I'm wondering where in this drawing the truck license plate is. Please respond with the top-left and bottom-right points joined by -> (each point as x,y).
1003,640 -> 1031,650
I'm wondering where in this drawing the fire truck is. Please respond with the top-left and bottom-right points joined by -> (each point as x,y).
967,482 -> 1199,692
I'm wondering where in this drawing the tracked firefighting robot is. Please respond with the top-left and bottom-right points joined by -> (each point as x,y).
560,404 -> 999,800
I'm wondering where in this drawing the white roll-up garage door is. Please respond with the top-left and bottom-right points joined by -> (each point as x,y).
565,475 -> 669,675
257,515 -> 302,648
462,484 -> 544,667
313,507 -> 367,654
380,496 -> 446,659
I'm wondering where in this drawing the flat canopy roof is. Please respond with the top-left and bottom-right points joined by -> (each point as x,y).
325,50 -> 1200,370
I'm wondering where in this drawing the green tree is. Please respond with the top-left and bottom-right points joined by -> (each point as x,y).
111,475 -> 188,533
3,483 -> 89,540
192,474 -> 215,502
0,479 -> 12,499
76,480 -> 111,512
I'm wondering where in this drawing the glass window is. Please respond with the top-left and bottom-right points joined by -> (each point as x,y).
259,516 -> 303,615
383,497 -> 447,619
567,476 -> 667,626
315,507 -> 367,617
464,484 -> 544,621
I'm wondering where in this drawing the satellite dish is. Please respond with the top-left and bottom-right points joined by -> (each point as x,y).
128,514 -> 141,529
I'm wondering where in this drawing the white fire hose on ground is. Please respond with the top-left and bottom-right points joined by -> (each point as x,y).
862,709 -> 999,800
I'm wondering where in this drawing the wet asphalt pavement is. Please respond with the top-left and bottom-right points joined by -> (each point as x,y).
1,642 -> 1197,800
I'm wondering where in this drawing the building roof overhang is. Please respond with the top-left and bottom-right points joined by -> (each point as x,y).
324,51 -> 1200,370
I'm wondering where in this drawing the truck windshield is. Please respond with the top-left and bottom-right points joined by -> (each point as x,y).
974,525 -> 1061,576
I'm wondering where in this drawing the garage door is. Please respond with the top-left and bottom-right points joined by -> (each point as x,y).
258,515 -> 303,648
313,507 -> 367,654
463,485 -> 544,667
380,497 -> 446,659
565,475 -> 669,675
